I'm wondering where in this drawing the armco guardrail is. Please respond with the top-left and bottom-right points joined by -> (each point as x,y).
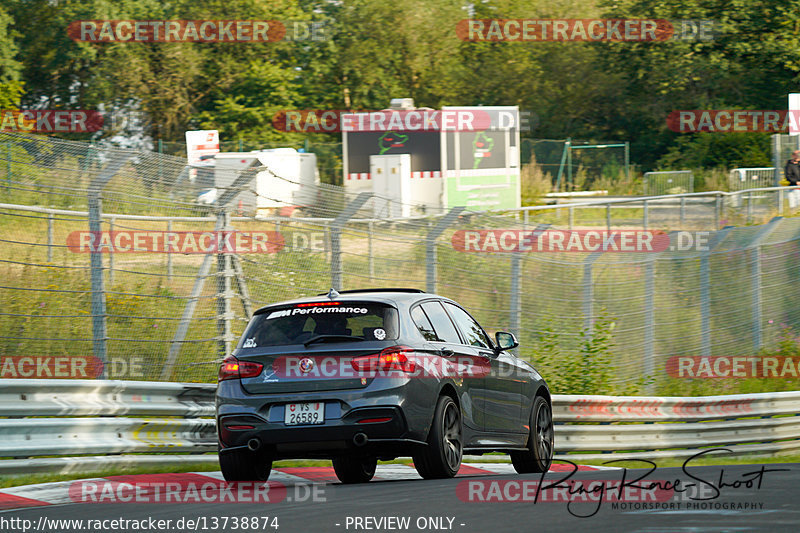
0,380 -> 798,474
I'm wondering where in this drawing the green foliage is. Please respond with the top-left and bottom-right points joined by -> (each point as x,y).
526,311 -> 648,395
657,132 -> 771,170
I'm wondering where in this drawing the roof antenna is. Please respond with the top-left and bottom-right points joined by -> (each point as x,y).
327,288 -> 339,300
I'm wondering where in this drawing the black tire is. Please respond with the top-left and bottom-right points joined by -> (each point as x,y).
332,455 -> 377,484
413,395 -> 463,479
219,448 -> 273,481
511,395 -> 554,474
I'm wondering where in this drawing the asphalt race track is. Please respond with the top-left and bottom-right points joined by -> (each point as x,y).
2,463 -> 798,533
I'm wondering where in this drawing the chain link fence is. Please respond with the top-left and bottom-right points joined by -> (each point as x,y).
2,132 -> 800,396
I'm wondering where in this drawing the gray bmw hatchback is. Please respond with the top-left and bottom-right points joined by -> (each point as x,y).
216,288 -> 553,483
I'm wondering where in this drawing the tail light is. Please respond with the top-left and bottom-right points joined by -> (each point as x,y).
351,346 -> 416,373
218,356 -> 263,381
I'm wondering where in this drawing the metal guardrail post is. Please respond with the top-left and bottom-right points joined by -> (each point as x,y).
747,191 -> 753,224
425,207 -> 465,293
714,193 -> 721,229
331,193 -> 373,290
606,204 -> 611,231
47,213 -> 53,263
568,206 -> 574,229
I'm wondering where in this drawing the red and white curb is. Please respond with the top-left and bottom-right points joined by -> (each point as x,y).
0,463 -> 613,511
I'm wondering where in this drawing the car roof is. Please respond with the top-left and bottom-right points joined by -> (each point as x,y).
253,288 -> 441,314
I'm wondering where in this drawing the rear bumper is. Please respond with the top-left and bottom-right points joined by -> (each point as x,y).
219,406 -> 425,459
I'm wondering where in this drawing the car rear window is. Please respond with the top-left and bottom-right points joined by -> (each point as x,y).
238,302 -> 399,348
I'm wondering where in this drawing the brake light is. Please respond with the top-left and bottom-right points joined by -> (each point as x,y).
297,301 -> 341,307
351,346 -> 416,373
218,356 -> 263,381
357,417 -> 392,424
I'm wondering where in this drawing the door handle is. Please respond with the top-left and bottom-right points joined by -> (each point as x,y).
440,348 -> 455,357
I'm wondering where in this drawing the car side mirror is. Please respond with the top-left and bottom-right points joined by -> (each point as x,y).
495,331 -> 519,352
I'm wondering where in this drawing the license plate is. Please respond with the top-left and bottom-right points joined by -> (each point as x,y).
284,402 -> 325,425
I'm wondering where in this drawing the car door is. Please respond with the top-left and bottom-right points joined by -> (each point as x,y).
442,302 -> 526,436
413,301 -> 485,436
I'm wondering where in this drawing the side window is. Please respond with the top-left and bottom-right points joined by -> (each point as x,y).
419,302 -> 462,344
410,305 -> 438,341
443,302 -> 492,349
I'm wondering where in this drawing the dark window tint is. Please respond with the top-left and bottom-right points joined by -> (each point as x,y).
410,305 -> 438,341
239,302 -> 398,348
419,302 -> 461,344
443,302 -> 491,348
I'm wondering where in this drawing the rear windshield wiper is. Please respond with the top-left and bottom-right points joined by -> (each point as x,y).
303,335 -> 366,347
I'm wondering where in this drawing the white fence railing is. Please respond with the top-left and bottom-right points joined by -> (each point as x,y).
642,170 -> 694,196
0,380 -> 798,474
729,167 -> 778,191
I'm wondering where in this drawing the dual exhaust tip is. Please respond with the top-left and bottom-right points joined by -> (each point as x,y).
246,432 -> 368,451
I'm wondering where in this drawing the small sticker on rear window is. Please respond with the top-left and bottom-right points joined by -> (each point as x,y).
243,338 -> 257,348
374,328 -> 386,340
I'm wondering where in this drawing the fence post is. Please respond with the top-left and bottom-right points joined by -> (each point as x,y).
606,204 -> 611,231
700,228 -> 733,357
330,193 -> 373,290
217,211 -> 234,358
568,206 -> 574,230
510,223 -> 549,336
108,216 -> 115,285
750,218 -> 782,351
87,153 -> 130,378
680,197 -> 686,228
47,213 -> 54,263
714,193 -> 721,229
642,199 -> 648,230
426,207 -> 466,293
582,250 -> 605,334
747,191 -> 753,224
509,253 -> 521,337
5,142 -> 10,191
644,255 -> 655,393
167,220 -> 173,282
368,220 -> 374,281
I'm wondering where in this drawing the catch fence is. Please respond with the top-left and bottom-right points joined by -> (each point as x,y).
2,132 -> 800,396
